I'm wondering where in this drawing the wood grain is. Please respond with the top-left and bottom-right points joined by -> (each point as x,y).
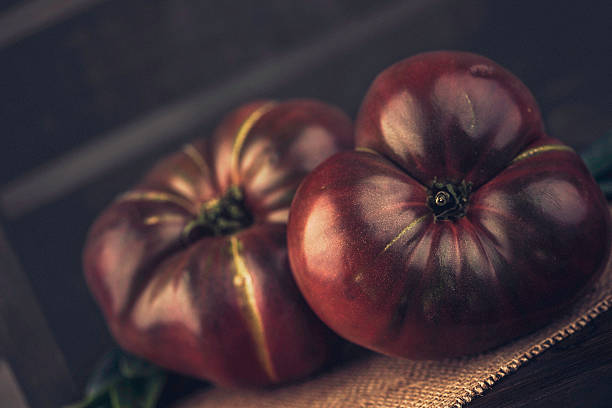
469,310 -> 612,407
0,228 -> 77,407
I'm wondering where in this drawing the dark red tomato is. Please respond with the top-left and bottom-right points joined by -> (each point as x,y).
83,100 -> 352,386
287,52 -> 611,359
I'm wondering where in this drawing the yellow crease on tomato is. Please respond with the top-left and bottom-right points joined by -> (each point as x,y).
355,146 -> 383,157
463,92 -> 476,132
229,236 -> 278,382
511,144 -> 574,164
166,170 -> 198,200
116,190 -> 196,214
182,143 -> 211,178
230,102 -> 277,186
381,214 -> 429,254
143,214 -> 187,225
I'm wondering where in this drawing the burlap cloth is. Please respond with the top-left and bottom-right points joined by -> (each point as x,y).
177,228 -> 612,408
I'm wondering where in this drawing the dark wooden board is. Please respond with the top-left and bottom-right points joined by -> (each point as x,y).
470,309 -> 612,408
0,0 -> 384,185
0,228 -> 76,407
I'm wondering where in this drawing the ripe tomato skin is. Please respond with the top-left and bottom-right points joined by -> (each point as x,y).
355,51 -> 545,189
83,100 -> 352,386
287,52 -> 611,359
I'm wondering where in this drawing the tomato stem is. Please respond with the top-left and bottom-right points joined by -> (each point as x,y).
181,186 -> 252,244
426,179 -> 472,221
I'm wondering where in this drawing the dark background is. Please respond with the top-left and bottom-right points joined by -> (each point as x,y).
0,1 -> 610,407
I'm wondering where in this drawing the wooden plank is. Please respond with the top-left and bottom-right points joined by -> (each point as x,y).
0,0 -> 392,187
0,360 -> 29,408
470,311 -> 612,407
0,228 -> 77,408
0,0 -> 445,219
0,0 -> 105,48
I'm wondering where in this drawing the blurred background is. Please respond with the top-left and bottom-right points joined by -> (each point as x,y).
0,0 -> 610,407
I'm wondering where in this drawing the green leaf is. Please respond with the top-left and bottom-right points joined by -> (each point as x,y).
64,349 -> 166,408
597,179 -> 612,199
109,386 -> 123,408
119,353 -> 160,379
141,374 -> 166,408
580,130 -> 612,180
85,350 -> 124,397
63,391 -> 111,408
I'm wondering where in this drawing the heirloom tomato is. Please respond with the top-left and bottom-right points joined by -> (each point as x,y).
84,100 -> 352,386
287,52 -> 611,358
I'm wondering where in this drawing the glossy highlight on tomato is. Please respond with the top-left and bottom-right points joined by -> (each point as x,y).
83,100 -> 352,386
287,51 -> 611,359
